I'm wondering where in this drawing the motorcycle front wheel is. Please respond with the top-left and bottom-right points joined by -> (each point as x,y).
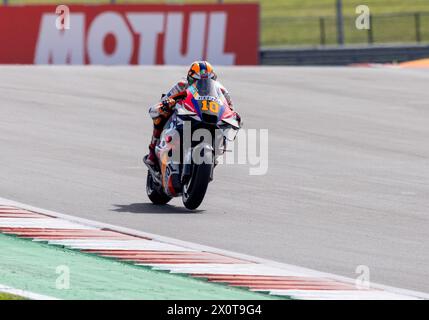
182,163 -> 212,210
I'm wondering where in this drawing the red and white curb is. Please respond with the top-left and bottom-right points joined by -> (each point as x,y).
0,197 -> 428,300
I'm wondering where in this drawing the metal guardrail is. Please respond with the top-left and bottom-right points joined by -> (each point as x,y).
260,45 -> 429,66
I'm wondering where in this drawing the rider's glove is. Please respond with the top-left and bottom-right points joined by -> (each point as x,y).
159,98 -> 176,117
161,98 -> 176,111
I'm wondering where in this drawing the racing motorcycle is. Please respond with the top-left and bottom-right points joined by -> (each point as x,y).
144,78 -> 241,210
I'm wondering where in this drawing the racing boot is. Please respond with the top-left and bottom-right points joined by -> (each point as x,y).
144,136 -> 159,168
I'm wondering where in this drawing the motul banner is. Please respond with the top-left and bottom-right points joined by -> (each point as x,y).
0,4 -> 259,65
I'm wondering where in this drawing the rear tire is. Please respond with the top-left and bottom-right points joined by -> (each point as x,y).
182,164 -> 212,210
146,171 -> 172,205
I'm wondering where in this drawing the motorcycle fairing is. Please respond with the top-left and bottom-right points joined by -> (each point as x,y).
152,78 -> 241,201
157,117 -> 182,197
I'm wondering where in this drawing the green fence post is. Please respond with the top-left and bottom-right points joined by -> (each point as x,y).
319,17 -> 326,45
367,14 -> 374,44
336,0 -> 345,45
415,13 -> 422,43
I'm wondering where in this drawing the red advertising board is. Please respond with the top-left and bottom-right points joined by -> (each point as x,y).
0,4 -> 259,65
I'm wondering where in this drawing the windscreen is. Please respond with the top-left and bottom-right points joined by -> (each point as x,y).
192,78 -> 226,124
195,78 -> 218,97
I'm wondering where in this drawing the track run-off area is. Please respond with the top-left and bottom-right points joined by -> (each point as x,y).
0,66 -> 428,296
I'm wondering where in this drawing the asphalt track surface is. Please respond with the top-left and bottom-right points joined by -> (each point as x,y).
0,66 -> 428,293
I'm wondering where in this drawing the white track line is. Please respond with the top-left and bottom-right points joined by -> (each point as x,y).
0,196 -> 428,300
0,284 -> 59,300
44,239 -> 196,251
147,264 -> 309,276
0,218 -> 96,229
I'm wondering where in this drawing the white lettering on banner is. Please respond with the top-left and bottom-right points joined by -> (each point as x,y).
35,14 -> 84,64
34,11 -> 235,65
55,5 -> 71,30
87,12 -> 133,65
164,12 -> 206,65
206,13 -> 235,65
128,13 -> 164,65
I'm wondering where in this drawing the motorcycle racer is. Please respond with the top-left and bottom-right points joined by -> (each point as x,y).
144,61 -> 236,167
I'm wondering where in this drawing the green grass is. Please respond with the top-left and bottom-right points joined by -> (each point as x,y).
3,0 -> 429,46
0,292 -> 26,300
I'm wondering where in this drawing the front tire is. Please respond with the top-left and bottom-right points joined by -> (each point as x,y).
146,171 -> 172,205
182,164 -> 212,210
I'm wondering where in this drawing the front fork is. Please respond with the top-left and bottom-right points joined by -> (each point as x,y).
181,148 -> 193,185
181,143 -> 215,184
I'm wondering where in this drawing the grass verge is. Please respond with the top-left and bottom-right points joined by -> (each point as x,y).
0,292 -> 26,300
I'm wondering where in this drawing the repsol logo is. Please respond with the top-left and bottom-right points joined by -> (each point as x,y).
34,12 -> 235,65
